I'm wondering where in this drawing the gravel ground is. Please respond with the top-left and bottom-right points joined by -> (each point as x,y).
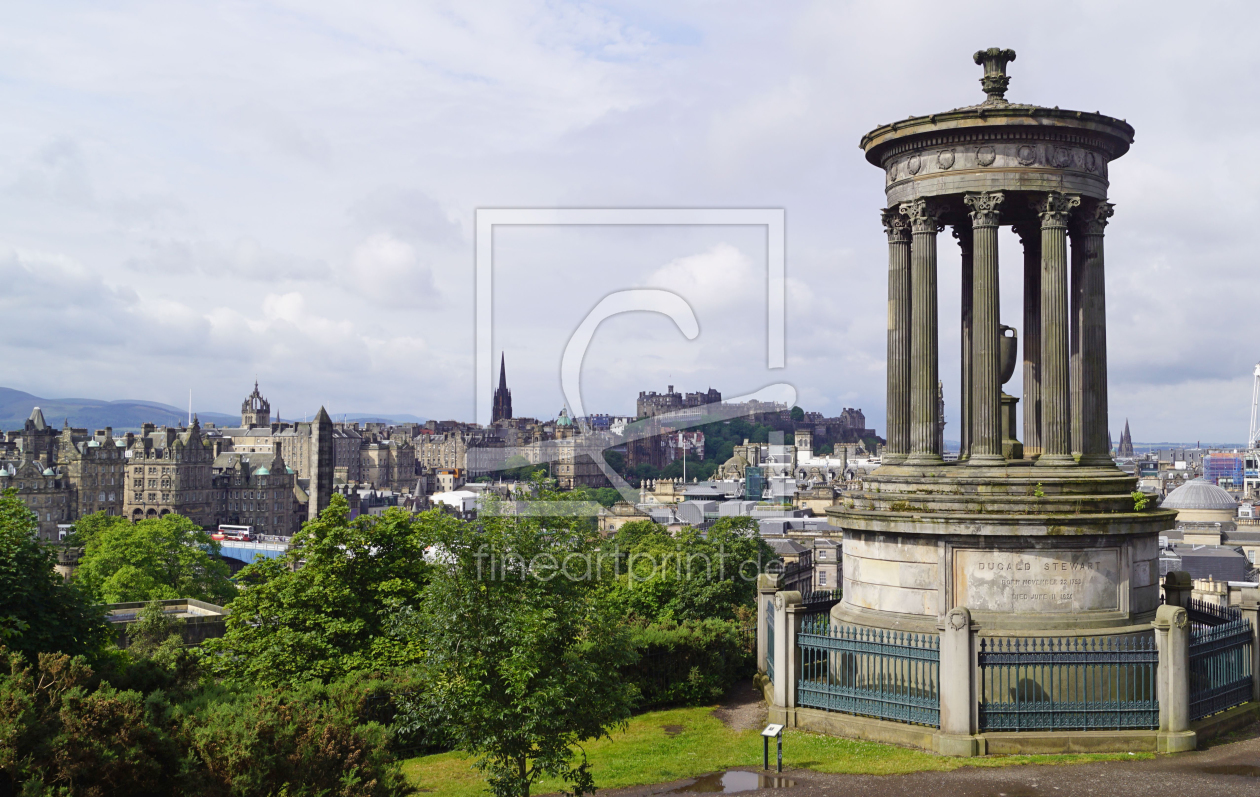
710,682 -> 768,732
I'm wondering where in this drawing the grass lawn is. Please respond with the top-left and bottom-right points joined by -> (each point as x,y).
401,704 -> 1153,797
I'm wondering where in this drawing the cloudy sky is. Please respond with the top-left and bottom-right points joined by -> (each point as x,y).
0,1 -> 1256,443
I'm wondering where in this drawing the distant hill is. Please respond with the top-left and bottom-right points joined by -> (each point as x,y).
0,388 -> 426,432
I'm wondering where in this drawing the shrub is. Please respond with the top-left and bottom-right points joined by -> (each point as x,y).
622,619 -> 755,709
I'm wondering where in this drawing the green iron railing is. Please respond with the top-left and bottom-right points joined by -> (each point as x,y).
765,599 -> 775,684
796,616 -> 940,728
800,590 -> 841,614
1189,602 -> 1254,721
978,635 -> 1158,731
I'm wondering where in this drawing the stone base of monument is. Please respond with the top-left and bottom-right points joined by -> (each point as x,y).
827,464 -> 1173,635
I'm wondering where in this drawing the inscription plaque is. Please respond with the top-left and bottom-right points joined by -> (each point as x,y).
953,548 -> 1120,613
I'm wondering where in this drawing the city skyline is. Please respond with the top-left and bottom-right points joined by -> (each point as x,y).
0,2 -> 1257,441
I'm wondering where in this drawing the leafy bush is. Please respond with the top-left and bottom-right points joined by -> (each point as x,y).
622,618 -> 755,709
0,648 -> 412,797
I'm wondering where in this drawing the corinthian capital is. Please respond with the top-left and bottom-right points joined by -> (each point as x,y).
964,191 -> 1005,227
1011,222 -> 1040,250
880,207 -> 911,243
899,198 -> 944,234
1034,191 -> 1081,229
1074,200 -> 1115,236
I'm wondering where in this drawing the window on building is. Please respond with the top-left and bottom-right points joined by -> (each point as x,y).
819,571 -> 827,586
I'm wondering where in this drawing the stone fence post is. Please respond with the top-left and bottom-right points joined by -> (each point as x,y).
757,573 -> 781,675
937,607 -> 980,756
1162,571 -> 1193,608
773,590 -> 802,709
1153,604 -> 1196,752
1241,588 -> 1260,704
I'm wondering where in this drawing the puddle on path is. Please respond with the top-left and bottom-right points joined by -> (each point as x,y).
662,725 -> 685,737
670,771 -> 795,794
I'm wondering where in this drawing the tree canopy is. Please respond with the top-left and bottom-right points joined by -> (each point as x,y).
0,489 -> 109,661
205,494 -> 442,685
604,516 -> 772,623
406,510 -> 636,797
74,513 -> 236,605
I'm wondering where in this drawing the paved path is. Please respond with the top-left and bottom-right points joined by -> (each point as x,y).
613,724 -> 1260,797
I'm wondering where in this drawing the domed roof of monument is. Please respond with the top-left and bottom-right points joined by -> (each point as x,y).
1161,479 -> 1238,511
859,47 -> 1135,167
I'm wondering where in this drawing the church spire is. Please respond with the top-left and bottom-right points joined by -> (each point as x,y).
492,352 -> 513,423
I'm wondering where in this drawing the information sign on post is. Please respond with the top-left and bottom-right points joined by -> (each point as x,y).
761,724 -> 784,772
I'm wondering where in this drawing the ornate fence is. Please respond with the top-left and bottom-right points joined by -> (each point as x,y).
1188,601 -> 1255,721
977,635 -> 1159,731
800,590 -> 842,614
796,616 -> 940,727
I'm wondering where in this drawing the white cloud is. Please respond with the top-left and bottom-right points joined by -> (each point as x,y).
0,1 -> 1253,439
644,243 -> 757,309
346,233 -> 440,307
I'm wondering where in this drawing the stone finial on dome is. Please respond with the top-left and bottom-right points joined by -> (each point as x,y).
973,47 -> 1017,104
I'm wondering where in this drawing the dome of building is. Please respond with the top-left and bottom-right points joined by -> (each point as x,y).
1161,478 -> 1238,524
1161,479 -> 1237,510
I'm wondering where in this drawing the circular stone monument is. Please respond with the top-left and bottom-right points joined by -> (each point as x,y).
826,49 -> 1176,634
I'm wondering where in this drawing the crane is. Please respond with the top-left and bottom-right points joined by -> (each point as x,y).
1250,363 -> 1260,449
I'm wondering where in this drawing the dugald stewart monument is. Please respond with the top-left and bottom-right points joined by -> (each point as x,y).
836,47 -> 1171,633
760,49 -> 1258,758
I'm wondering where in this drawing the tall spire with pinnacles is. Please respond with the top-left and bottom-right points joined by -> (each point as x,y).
492,353 -> 513,423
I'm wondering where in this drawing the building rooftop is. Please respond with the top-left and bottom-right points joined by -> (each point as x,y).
1161,478 -> 1238,511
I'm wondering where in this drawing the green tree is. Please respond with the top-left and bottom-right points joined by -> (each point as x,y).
67,510 -> 129,547
0,489 -> 110,660
790,405 -> 805,422
204,495 -> 440,685
407,512 -> 636,797
75,513 -> 236,605
605,516 -> 772,623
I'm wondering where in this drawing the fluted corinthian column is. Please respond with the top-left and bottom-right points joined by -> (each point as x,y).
1076,200 -> 1116,465
1015,223 -> 1042,459
1070,227 -> 1084,457
882,207 -> 912,465
954,224 -> 973,461
964,191 -> 1005,465
1036,192 -> 1081,467
901,198 -> 944,464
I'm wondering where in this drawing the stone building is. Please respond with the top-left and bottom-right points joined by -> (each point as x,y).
210,444 -> 300,536
360,438 -> 415,491
635,385 -> 721,419
0,457 -> 72,540
551,437 -> 608,490
57,425 -> 127,519
241,381 -> 271,427
123,419 -> 215,527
